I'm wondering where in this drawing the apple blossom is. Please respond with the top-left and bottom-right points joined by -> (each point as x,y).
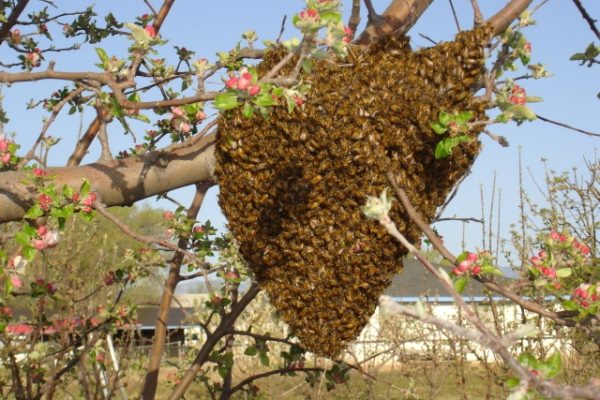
11,275 -> 23,289
43,230 -> 60,248
236,73 -> 252,90
248,84 -> 261,96
195,111 -> 207,121
171,106 -> 184,117
33,168 -> 47,177
163,211 -> 174,220
9,255 -> 27,270
144,24 -> 157,38
225,77 -> 238,89
509,85 -> 526,105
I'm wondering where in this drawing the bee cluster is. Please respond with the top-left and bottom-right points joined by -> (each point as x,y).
216,26 -> 493,357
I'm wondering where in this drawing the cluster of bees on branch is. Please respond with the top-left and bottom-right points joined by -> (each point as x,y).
216,25 -> 493,357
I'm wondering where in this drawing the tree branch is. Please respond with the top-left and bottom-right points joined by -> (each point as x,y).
0,0 -> 30,44
570,0 -> 600,41
0,133 -> 217,223
487,0 -> 534,35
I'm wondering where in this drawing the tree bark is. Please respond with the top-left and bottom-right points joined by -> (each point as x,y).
0,134 -> 216,223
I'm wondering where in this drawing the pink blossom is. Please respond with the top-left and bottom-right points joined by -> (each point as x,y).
144,24 -> 156,38
580,245 -> 591,255
529,256 -> 541,265
6,323 -> 34,336
32,239 -> 47,251
37,225 -> 48,236
82,192 -> 97,207
549,231 -> 560,241
0,139 -> 8,152
248,84 -> 261,96
1,152 -> 10,164
452,267 -> 464,275
193,225 -> 204,234
509,85 -> 526,105
466,252 -> 478,263
171,106 -> 184,117
38,193 -> 52,211
541,267 -> 556,279
293,95 -> 304,106
43,230 -> 60,248
471,265 -> 481,275
195,111 -> 207,121
236,73 -> 252,90
11,275 -> 23,288
163,211 -> 174,220
523,42 -> 532,54
538,250 -> 546,259
9,255 -> 27,270
33,168 -> 47,177
225,77 -> 238,89
457,260 -> 470,272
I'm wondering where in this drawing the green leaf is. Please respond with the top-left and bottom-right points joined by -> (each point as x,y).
544,352 -> 562,378
24,204 -> 44,219
254,92 -> 278,107
301,59 -> 313,74
259,352 -> 270,367
454,276 -> 468,294
80,180 -> 91,197
555,268 -> 572,278
561,300 -> 578,311
569,53 -> 586,61
62,185 -> 75,199
438,111 -> 452,125
517,352 -> 539,370
244,346 -> 257,356
511,105 -> 537,121
430,121 -> 447,134
23,246 -> 37,261
95,47 -> 109,65
320,11 -> 342,24
435,135 -> 471,159
15,231 -> 31,247
242,102 -> 254,118
456,111 -> 473,123
505,377 -> 520,389
214,92 -> 239,111
525,96 -> 543,103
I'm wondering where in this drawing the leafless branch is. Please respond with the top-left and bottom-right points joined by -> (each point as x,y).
571,0 -> 600,40
537,114 -> 600,138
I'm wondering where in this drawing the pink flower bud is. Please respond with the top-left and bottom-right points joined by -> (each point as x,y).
37,226 -> 48,236
248,84 -> 261,96
236,73 -> 252,90
452,267 -> 464,275
549,231 -> 560,241
466,252 -> 478,263
538,250 -> 546,259
1,153 -> 10,164
171,106 -> 184,117
43,231 -> 60,248
163,211 -> 174,220
32,239 -> 47,251
471,265 -> 481,275
33,168 -> 47,177
225,77 -> 238,89
294,95 -> 304,106
11,275 -> 23,289
542,267 -> 556,279
458,260 -> 471,272
195,111 -> 207,121
144,24 -> 156,38
529,256 -> 541,265
193,225 -> 204,234
0,139 -> 8,152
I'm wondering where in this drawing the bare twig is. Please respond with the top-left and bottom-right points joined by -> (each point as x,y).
571,0 -> 600,40
0,0 -> 30,44
536,114 -> 600,138
448,0 -> 461,31
471,0 -> 484,26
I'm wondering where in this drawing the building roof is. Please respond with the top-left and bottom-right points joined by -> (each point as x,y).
384,258 -> 509,302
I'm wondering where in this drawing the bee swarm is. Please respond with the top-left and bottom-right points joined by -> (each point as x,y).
216,26 -> 492,357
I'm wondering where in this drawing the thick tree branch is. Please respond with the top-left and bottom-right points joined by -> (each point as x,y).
487,0 -> 534,35
0,0 -> 30,44
0,133 -> 217,223
355,0 -> 433,45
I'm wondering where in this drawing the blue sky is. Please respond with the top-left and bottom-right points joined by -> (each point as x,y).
2,0 -> 598,264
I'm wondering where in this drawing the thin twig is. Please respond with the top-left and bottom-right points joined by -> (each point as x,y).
536,114 -> 600,138
448,0 -> 461,31
570,0 -> 600,40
